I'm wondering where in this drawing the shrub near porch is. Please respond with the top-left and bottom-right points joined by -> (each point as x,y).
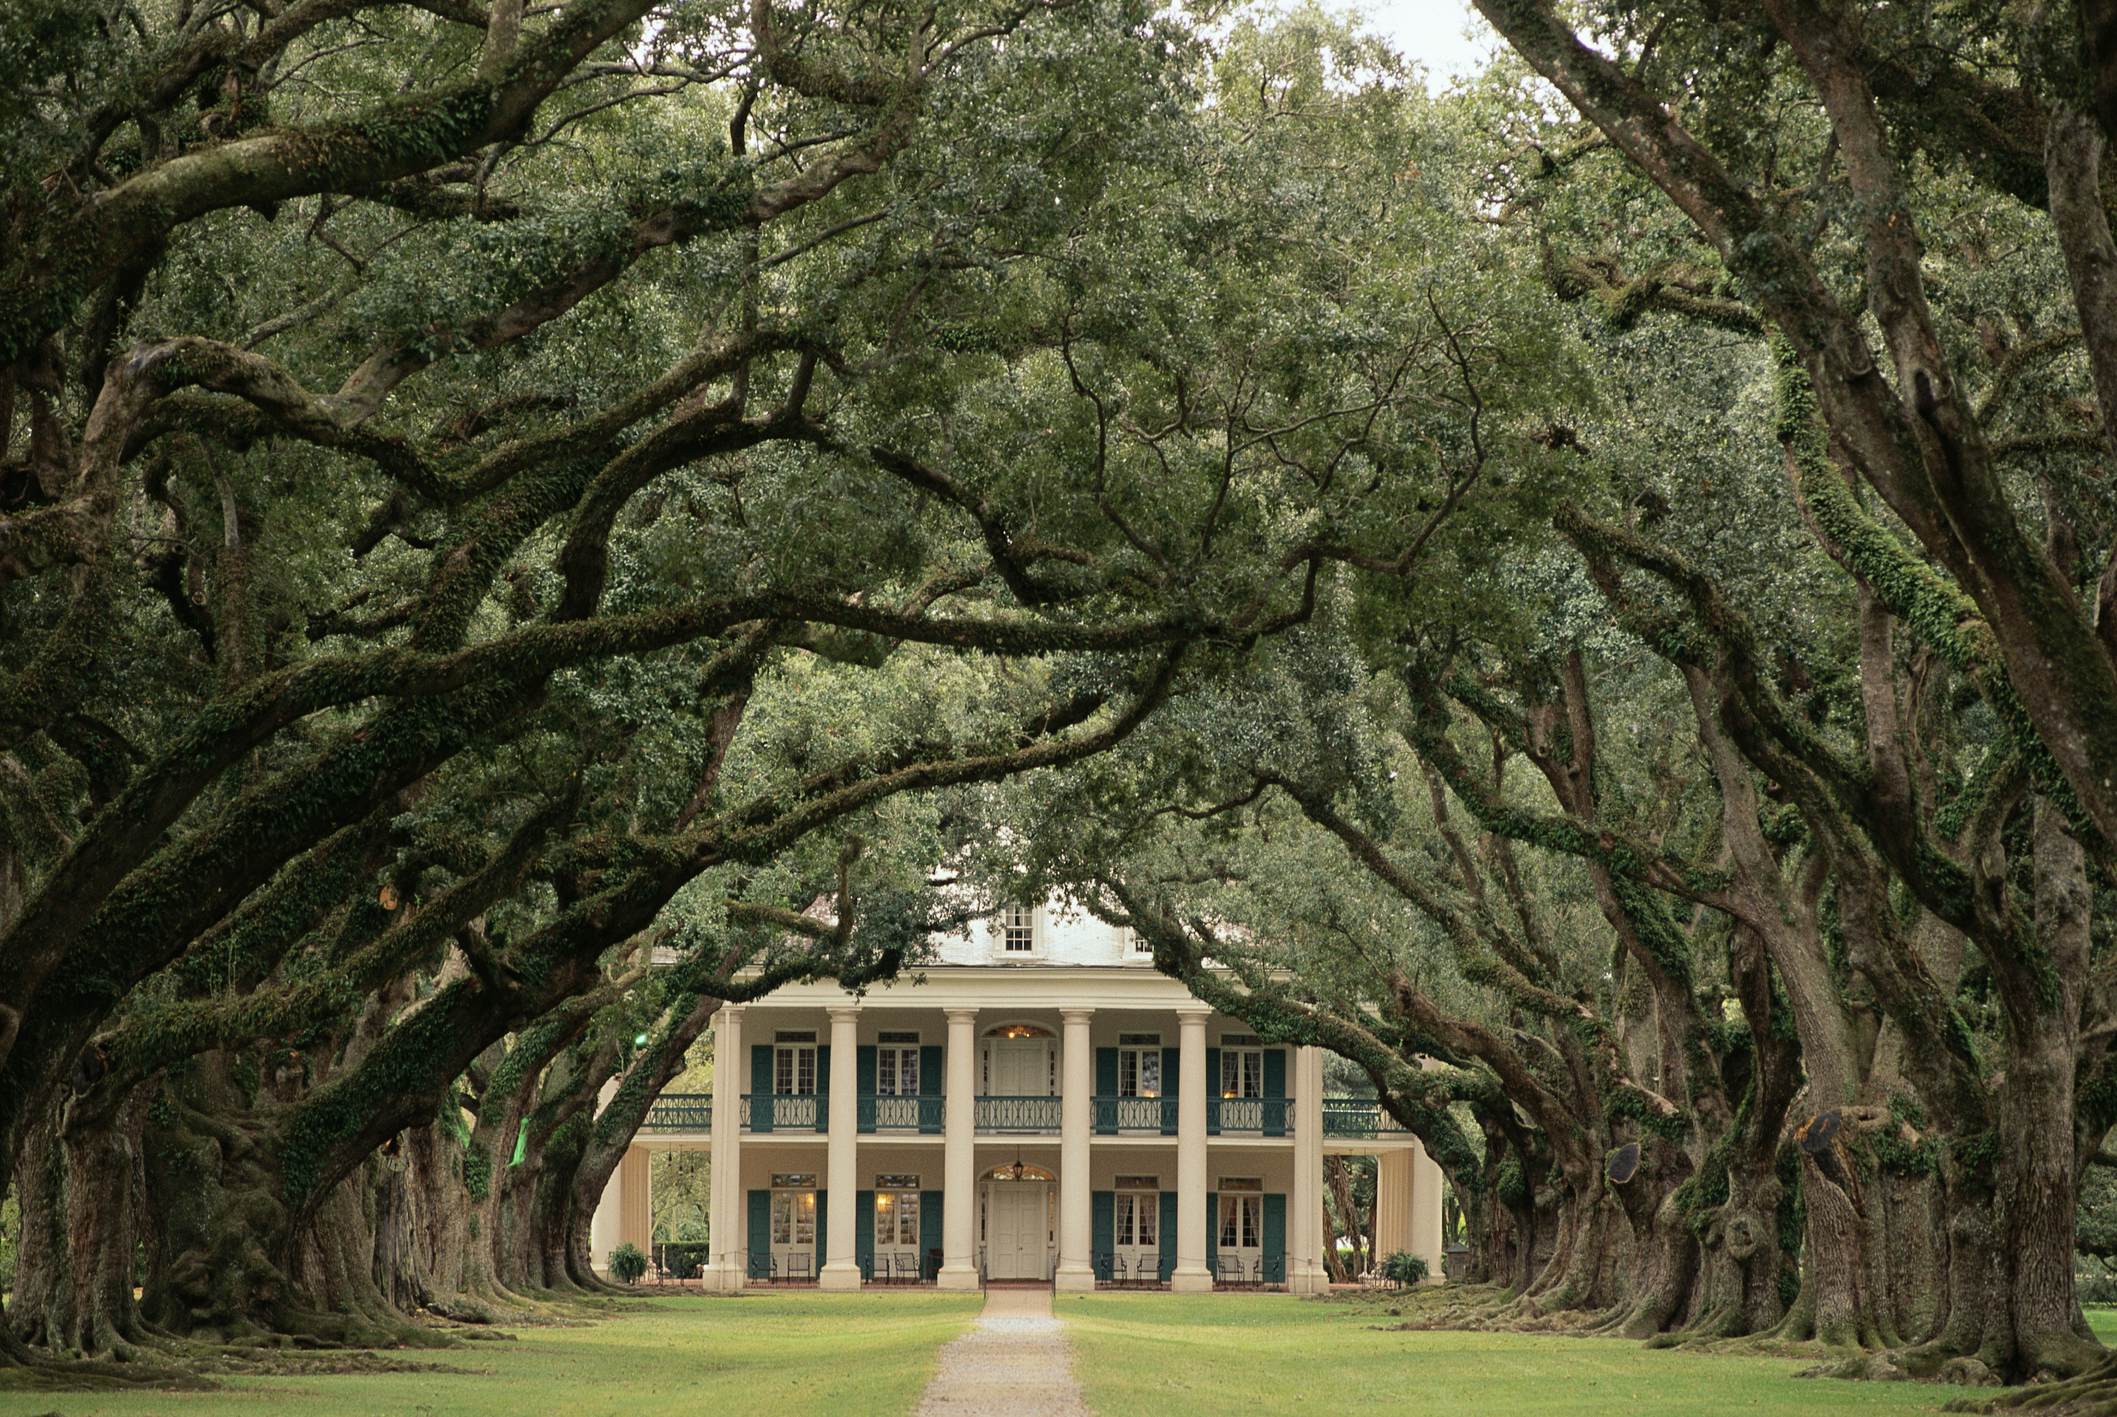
1056,1293 -> 1954,1416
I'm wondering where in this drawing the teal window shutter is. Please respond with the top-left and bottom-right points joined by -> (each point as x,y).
816,1044 -> 830,1131
1160,1048 -> 1181,1135
919,1046 -> 943,1133
920,1191 -> 943,1279
747,1190 -> 771,1277
1095,1048 -> 1118,1134
1158,1193 -> 1178,1281
857,1047 -> 876,1133
1263,1193 -> 1286,1283
1263,1049 -> 1287,1136
816,1189 -> 828,1261
1205,1192 -> 1218,1272
750,1045 -> 773,1132
1091,1191 -> 1115,1280
856,1190 -> 876,1279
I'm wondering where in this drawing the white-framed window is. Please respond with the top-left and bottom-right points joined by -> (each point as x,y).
1118,1032 -> 1161,1098
772,1187 -> 817,1246
1218,1176 -> 1262,1250
1123,926 -> 1151,955
876,1030 -> 920,1095
874,1189 -> 920,1245
1115,1178 -> 1159,1248
774,1030 -> 817,1095
1220,1040 -> 1263,1099
1000,905 -> 1036,953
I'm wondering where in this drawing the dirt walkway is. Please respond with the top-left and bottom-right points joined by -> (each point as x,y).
916,1287 -> 1090,1416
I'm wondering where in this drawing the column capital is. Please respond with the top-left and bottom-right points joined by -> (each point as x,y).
1176,1003 -> 1213,1022
1059,1007 -> 1095,1025
826,1002 -> 860,1021
945,1007 -> 979,1025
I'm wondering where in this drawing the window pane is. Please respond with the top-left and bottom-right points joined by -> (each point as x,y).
1119,1051 -> 1137,1097
1115,1195 -> 1133,1246
775,1049 -> 791,1094
900,1049 -> 919,1095
1221,1053 -> 1237,1096
1140,1052 -> 1160,1097
799,1050 -> 815,1094
1219,1198 -> 1237,1248
1138,1196 -> 1157,1245
1245,1052 -> 1262,1097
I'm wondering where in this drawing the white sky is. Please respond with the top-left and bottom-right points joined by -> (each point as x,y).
1347,0 -> 1499,83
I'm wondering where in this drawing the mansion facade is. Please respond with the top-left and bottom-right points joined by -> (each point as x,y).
589,904 -> 1445,1292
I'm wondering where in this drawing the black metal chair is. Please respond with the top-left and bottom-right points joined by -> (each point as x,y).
1135,1252 -> 1162,1289
894,1252 -> 921,1285
747,1251 -> 776,1283
1213,1254 -> 1241,1288
784,1250 -> 813,1283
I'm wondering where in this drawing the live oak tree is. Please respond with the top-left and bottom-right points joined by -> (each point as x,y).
0,0 -> 1293,1377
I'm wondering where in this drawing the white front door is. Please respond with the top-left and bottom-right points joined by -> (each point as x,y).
987,1184 -> 1048,1280
991,1040 -> 1049,1095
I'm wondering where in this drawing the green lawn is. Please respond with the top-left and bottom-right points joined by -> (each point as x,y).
0,1293 -> 980,1417
7,1292 -> 2093,1416
1057,1293 -> 1955,1416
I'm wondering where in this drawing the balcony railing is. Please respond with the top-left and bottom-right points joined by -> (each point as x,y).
858,1094 -> 943,1134
1209,1096 -> 1292,1136
1319,1097 -> 1407,1138
741,1092 -> 826,1132
1092,1094 -> 1175,1134
643,1093 -> 712,1132
976,1094 -> 1061,1132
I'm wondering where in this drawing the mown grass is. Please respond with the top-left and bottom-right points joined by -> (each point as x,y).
0,1293 -> 980,1417
1058,1291 -> 1959,1415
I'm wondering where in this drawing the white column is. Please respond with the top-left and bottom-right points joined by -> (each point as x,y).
1055,1007 -> 1095,1291
1288,1044 -> 1325,1293
1410,1137 -> 1446,1284
1374,1148 -> 1413,1263
937,1008 -> 980,1289
1172,1005 -> 1212,1292
820,1003 -> 862,1289
703,1005 -> 744,1291
589,1077 -> 622,1272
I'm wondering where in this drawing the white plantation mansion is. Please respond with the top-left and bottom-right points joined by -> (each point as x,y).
589,902 -> 1445,1291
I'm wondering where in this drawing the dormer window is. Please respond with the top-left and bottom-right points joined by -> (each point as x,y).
1126,927 -> 1151,956
1000,905 -> 1036,954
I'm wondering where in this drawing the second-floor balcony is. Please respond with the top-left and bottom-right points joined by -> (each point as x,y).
1210,1096 -> 1292,1136
859,1094 -> 944,1134
643,1093 -> 712,1132
1093,1094 -> 1175,1134
742,1092 -> 826,1132
1320,1098 -> 1407,1138
975,1094 -> 1062,1132
672,1089 -> 1348,1139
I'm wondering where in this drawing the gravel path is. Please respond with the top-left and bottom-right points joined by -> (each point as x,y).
916,1287 -> 1090,1416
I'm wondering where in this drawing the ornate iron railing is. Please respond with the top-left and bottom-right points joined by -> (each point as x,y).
1091,1094 -> 1175,1134
741,1092 -> 826,1131
858,1094 -> 944,1133
1319,1098 -> 1407,1137
642,1094 -> 713,1132
975,1094 -> 1061,1132
1209,1096 -> 1292,1136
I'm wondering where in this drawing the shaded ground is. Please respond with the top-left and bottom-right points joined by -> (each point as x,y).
918,1287 -> 1087,1416
1057,1292 -> 1958,1416
0,1293 -> 979,1417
